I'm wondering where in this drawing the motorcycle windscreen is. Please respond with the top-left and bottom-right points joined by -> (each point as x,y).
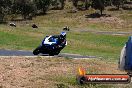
44,36 -> 58,45
119,45 -> 126,71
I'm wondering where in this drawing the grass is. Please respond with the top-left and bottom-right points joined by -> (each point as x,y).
30,6 -> 132,31
0,29 -> 40,50
0,25 -> 129,61
0,22 -> 130,61
65,32 -> 128,59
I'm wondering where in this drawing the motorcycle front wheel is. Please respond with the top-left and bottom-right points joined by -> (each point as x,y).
33,46 -> 41,55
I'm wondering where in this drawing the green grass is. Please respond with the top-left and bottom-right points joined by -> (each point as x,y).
64,32 -> 128,60
0,27 -> 41,50
0,25 -> 129,61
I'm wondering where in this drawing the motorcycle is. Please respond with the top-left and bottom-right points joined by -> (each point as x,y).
33,35 -> 67,56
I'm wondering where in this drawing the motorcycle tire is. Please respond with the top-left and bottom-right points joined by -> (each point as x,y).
33,49 -> 39,55
33,46 -> 41,55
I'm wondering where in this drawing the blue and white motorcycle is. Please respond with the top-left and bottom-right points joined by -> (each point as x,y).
33,32 -> 67,56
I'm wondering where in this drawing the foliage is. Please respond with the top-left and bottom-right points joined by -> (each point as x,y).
12,0 -> 36,20
91,0 -> 105,15
0,0 -> 131,21
0,0 -> 12,22
33,0 -> 52,14
112,0 -> 125,9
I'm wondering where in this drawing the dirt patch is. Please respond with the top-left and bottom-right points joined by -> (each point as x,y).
87,16 -> 124,26
0,57 -> 127,88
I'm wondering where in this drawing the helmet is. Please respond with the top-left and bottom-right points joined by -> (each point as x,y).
60,32 -> 66,39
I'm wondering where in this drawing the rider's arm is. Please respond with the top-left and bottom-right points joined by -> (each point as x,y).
58,39 -> 66,48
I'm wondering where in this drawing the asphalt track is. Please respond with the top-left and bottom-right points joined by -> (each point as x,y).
0,49 -> 96,59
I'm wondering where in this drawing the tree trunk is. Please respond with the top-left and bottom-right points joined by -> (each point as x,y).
60,0 -> 65,10
85,0 -> 89,10
23,14 -> 27,20
72,0 -> 78,8
43,8 -> 47,14
117,5 -> 120,10
100,8 -> 103,15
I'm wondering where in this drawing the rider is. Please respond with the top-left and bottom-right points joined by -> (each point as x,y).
57,32 -> 67,49
42,32 -> 67,50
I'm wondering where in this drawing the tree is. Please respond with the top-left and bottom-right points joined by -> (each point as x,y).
71,0 -> 91,10
50,0 -> 65,10
0,0 -> 4,21
85,0 -> 91,10
12,0 -> 36,20
72,0 -> 78,8
112,0 -> 124,10
0,0 -> 12,22
34,0 -> 52,14
91,0 -> 105,15
59,0 -> 65,9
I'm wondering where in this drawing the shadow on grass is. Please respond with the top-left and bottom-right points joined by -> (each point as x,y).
108,8 -> 120,11
85,13 -> 111,18
50,7 -> 63,10
124,2 -> 132,4
11,18 -> 25,21
108,6 -> 132,11
56,83 -> 69,88
0,21 -> 8,24
122,6 -> 132,11
36,12 -> 47,16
